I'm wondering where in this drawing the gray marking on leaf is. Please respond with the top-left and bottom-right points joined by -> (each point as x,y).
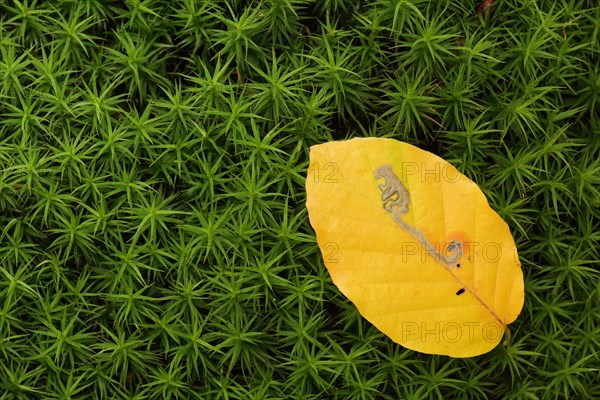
374,164 -> 463,269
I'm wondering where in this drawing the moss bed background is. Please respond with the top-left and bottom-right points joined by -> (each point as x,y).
0,0 -> 599,398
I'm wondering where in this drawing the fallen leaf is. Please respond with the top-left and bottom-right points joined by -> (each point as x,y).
305,138 -> 524,357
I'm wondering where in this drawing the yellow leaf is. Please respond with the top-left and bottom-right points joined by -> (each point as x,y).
305,138 -> 524,357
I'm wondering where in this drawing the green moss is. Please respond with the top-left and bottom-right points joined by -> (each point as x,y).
0,0 -> 598,398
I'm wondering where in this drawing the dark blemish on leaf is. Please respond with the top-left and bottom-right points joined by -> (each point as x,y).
456,263 -> 461,268
456,288 -> 465,295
